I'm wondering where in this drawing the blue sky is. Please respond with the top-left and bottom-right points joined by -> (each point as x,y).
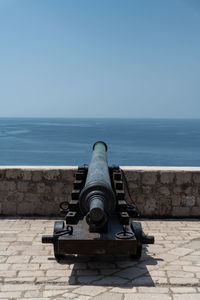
0,0 -> 200,118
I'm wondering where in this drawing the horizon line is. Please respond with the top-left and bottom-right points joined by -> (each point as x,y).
0,116 -> 200,120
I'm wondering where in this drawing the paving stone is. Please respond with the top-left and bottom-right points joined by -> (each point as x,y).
16,299 -> 49,300
10,263 -> 40,270
40,263 -> 70,270
173,295 -> 200,300
0,270 -> 16,277
70,263 -> 87,270
182,266 -> 200,272
170,287 -> 197,293
114,266 -> 148,279
138,287 -> 169,293
30,256 -> 49,263
1,218 -> 200,299
0,265 -> 9,271
93,292 -> 123,300
46,269 -> 72,277
1,284 -> 38,291
151,276 -> 168,285
169,277 -> 199,285
167,271 -> 195,278
72,296 -> 91,300
110,287 -> 137,293
77,275 -> 103,284
62,292 -> 84,299
116,260 -> 138,268
168,247 -> 192,256
4,277 -> 36,283
124,294 -> 171,300
149,270 -> 166,277
77,269 -> 99,276
0,291 -> 22,298
6,255 -> 30,263
94,276 -> 129,285
43,290 -> 68,297
88,262 -> 115,269
73,286 -> 107,296
24,290 -> 41,298
100,268 -> 119,275
18,270 -> 44,277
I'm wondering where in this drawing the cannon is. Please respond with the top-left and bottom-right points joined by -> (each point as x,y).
42,141 -> 154,259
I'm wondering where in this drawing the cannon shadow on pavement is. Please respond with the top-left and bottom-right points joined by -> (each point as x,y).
52,244 -> 162,287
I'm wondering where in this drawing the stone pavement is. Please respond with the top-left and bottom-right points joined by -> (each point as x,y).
0,218 -> 200,299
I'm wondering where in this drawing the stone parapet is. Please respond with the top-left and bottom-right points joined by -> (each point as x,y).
0,166 -> 200,217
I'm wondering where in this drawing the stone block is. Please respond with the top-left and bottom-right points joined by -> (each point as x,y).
43,170 -> 60,180
2,201 -> 17,215
42,194 -> 54,202
61,169 -> 76,181
0,191 -> 8,202
6,169 -> 21,179
32,171 -> 42,182
0,181 -> 16,192
144,198 -> 158,216
191,206 -> 200,216
176,172 -> 192,185
7,192 -> 24,202
125,295 -> 171,300
169,277 -> 198,285
126,171 -> 141,182
136,203 -> 146,215
158,187 -> 170,196
94,292 -> 123,300
22,171 -> 32,181
172,207 -> 190,217
196,196 -> 200,206
36,183 -> 51,194
142,172 -> 157,185
160,172 -> 175,184
171,287 -> 196,293
36,182 -> 46,193
17,182 -> 29,192
128,182 -> 138,189
184,187 -> 193,195
0,291 -> 22,298
172,196 -> 181,206
136,195 -> 145,204
0,169 -> 5,179
180,196 -> 196,207
52,182 -> 64,194
142,185 -> 152,194
24,193 -> 39,202
159,197 -> 172,216
193,172 -> 200,183
17,201 -> 36,215
173,187 -> 182,195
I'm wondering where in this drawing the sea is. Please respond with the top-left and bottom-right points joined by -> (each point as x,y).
0,118 -> 200,166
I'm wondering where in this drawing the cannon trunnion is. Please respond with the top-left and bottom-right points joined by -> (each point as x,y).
42,141 -> 154,260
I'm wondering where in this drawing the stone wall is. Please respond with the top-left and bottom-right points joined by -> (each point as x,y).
0,166 -> 200,217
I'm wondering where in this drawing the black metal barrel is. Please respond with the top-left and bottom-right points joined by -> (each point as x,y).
79,141 -> 116,225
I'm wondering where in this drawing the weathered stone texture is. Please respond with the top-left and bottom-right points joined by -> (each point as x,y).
2,217 -> 200,299
0,167 -> 200,216
180,196 -> 196,207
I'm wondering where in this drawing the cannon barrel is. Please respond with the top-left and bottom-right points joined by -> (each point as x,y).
79,141 -> 116,226
42,141 -> 155,259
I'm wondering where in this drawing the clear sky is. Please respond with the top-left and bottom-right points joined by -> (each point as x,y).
0,0 -> 200,118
